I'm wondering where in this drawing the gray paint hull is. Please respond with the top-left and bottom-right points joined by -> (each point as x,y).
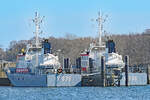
47,74 -> 81,87
7,73 -> 47,87
120,72 -> 147,86
7,73 -> 81,87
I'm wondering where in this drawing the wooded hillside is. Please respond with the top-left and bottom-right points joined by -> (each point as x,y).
1,31 -> 150,65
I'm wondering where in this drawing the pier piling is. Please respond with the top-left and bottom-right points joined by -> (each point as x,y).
101,56 -> 106,87
125,55 -> 129,86
147,64 -> 150,84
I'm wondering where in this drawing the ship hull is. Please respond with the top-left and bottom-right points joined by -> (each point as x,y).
120,72 -> 147,86
47,74 -> 81,87
6,73 -> 81,87
7,73 -> 47,87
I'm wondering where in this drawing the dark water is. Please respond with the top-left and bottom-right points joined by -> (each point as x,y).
0,86 -> 150,100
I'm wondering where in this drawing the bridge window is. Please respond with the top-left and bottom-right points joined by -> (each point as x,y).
81,56 -> 88,60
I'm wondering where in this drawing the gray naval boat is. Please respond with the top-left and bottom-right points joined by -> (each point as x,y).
5,12 -> 81,87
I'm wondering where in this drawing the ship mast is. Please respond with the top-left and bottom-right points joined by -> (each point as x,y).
32,12 -> 44,67
96,11 -> 107,46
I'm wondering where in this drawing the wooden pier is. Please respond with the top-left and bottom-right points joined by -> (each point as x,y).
0,60 -> 16,86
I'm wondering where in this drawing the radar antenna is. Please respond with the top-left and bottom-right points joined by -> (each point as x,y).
32,12 -> 44,67
96,11 -> 108,46
33,12 -> 44,48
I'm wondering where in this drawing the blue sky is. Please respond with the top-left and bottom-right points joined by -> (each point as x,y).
0,0 -> 150,49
